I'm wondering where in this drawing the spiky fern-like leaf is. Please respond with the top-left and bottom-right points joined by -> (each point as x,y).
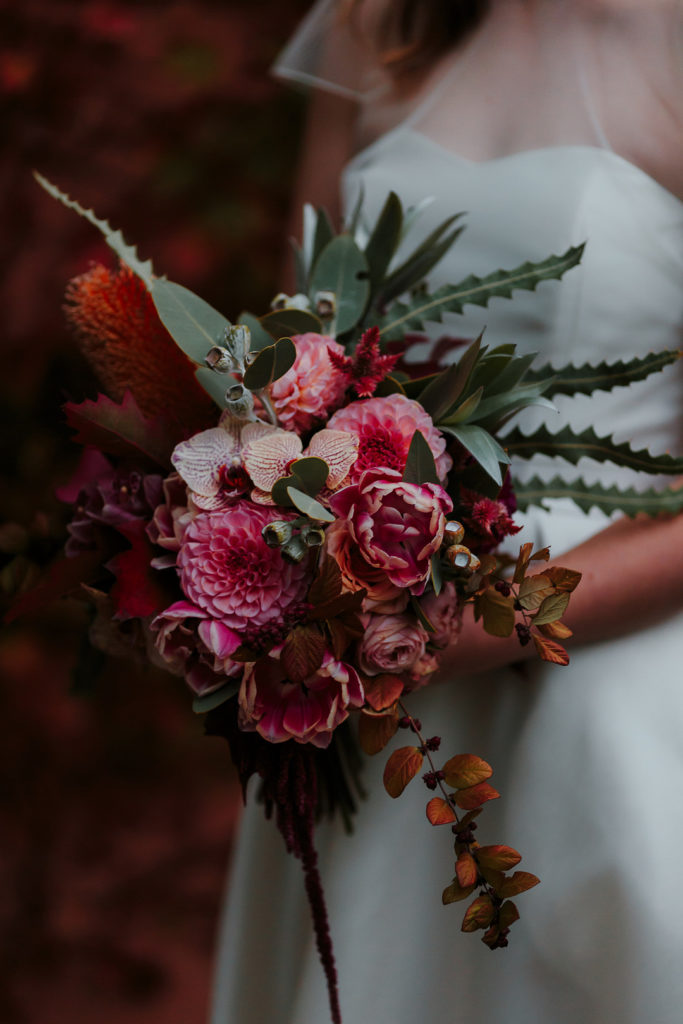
524,350 -> 681,397
504,424 -> 683,476
34,173 -> 154,288
513,475 -> 683,516
379,244 -> 584,340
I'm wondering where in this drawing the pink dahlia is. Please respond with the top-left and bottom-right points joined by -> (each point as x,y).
326,393 -> 452,484
358,613 -> 428,676
329,468 -> 453,595
151,600 -> 243,696
238,647 -> 364,748
269,333 -> 348,435
176,501 -> 311,633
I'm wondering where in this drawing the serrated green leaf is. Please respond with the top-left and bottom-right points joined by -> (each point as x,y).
364,191 -> 403,290
379,244 -> 585,340
260,308 -> 322,340
238,311 -> 275,352
34,173 -> 155,288
525,349 -> 681,397
419,333 -> 483,421
441,423 -> 510,485
286,486 -> 335,522
512,475 -> 683,517
151,278 -> 231,364
403,430 -> 440,485
243,337 -> 296,391
504,424 -> 683,476
309,235 -> 370,334
192,680 -> 239,714
380,213 -> 465,304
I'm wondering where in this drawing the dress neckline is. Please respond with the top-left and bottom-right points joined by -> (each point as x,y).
343,125 -> 683,211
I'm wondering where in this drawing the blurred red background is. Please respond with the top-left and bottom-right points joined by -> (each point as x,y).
0,1 -> 310,1020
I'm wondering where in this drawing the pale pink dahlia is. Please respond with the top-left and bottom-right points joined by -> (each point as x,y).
358,613 -> 428,676
269,333 -> 348,435
238,647 -> 364,748
329,468 -> 453,595
176,501 -> 311,632
326,393 -> 452,484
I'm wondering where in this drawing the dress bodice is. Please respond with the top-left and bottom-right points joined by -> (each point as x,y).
342,129 -> 683,496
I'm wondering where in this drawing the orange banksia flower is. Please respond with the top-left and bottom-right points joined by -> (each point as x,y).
65,263 -> 216,434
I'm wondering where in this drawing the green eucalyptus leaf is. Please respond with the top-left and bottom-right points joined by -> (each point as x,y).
260,308 -> 322,340
364,191 -> 403,290
309,235 -> 370,334
312,207 -> 335,272
504,424 -> 683,475
192,680 -> 239,714
380,244 -> 585,340
512,475 -> 683,517
441,423 -> 510,485
524,349 -> 681,398
243,337 -> 296,391
194,367 -> 229,408
403,430 -> 440,486
238,311 -> 274,352
151,279 -> 231,365
286,486 -> 335,523
291,457 -> 330,493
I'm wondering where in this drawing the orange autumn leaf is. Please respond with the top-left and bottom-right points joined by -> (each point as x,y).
442,753 -> 493,789
383,746 -> 424,798
454,781 -> 500,810
513,541 -> 534,584
538,619 -> 573,640
455,851 -> 479,889
475,586 -> 515,637
517,573 -> 554,610
426,796 -> 458,826
497,871 -> 540,898
461,894 -> 496,932
533,591 -> 570,626
475,845 -> 522,872
358,709 -> 399,756
544,566 -> 582,593
362,673 -> 405,712
499,900 -> 521,929
65,263 -> 215,433
533,633 -> 570,665
442,877 -> 477,905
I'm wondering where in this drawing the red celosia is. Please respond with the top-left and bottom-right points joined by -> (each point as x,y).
65,263 -> 216,434
458,482 -> 521,553
327,325 -> 400,397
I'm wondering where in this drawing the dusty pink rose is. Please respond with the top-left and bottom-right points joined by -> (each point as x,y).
270,333 -> 348,434
329,468 -> 452,595
327,393 -> 452,484
419,582 -> 461,649
238,648 -> 364,748
146,473 -> 194,568
176,501 -> 310,632
358,613 -> 428,676
324,519 -> 407,613
151,600 -> 243,695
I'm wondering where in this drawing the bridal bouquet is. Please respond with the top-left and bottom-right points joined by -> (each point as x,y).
20,176 -> 682,1024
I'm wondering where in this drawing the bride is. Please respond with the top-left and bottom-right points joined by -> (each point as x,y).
211,2 -> 683,1022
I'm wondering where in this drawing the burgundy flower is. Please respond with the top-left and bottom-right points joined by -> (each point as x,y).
65,458 -> 163,556
151,600 -> 243,696
326,325 -> 400,397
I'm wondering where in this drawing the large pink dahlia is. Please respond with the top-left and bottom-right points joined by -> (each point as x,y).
326,393 -> 452,484
176,501 -> 311,633
329,468 -> 453,595
238,647 -> 364,748
270,333 -> 348,435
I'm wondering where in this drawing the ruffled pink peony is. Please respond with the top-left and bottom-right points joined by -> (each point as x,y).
419,582 -> 461,649
270,333 -> 348,435
358,613 -> 428,676
327,393 -> 452,484
324,519 -> 407,614
329,468 -> 452,595
151,600 -> 243,695
238,647 -> 364,748
176,501 -> 311,632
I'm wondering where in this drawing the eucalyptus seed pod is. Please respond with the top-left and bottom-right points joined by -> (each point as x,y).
281,535 -> 310,564
271,291 -> 311,312
224,383 -> 255,420
315,290 -> 336,319
442,520 -> 466,546
262,520 -> 294,548
445,544 -> 474,570
205,346 -> 233,373
223,324 -> 251,368
300,525 -> 325,548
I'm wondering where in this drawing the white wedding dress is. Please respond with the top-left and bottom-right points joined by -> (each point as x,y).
210,4 -> 683,1022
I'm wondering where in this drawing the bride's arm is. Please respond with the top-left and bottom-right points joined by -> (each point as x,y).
441,509 -> 683,676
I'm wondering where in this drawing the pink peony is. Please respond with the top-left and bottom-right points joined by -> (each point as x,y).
324,519 -> 407,614
269,333 -> 348,434
419,582 -> 461,649
151,600 -> 243,695
176,501 -> 311,633
326,393 -> 452,484
358,613 -> 428,676
238,647 -> 364,748
329,468 -> 453,595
